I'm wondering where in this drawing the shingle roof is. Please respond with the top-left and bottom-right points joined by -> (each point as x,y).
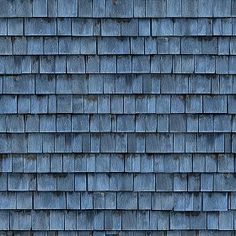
0,0 -> 235,234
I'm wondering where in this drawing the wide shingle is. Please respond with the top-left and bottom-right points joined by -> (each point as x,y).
66,192 -> 80,209
0,96 -> 17,114
203,193 -> 228,211
32,211 -> 50,230
58,0 -> 77,17
105,211 -> 121,230
167,0 -> 181,17
156,174 -> 173,191
10,211 -> 31,230
134,174 -> 155,191
106,0 -> 133,18
34,192 -> 66,209
4,76 -> 35,94
117,192 -> 137,209
8,173 -> 36,191
146,0 -> 166,17
25,19 -> 56,36
203,95 -> 227,113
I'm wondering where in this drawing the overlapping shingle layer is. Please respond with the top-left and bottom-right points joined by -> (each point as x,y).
0,0 -> 236,234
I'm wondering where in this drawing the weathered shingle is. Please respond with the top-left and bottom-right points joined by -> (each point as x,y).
152,19 -> 173,36
34,192 -> 66,209
203,193 -> 228,211
10,211 -> 31,230
105,0 -> 133,18
25,19 -> 56,36
16,192 -> 32,209
105,211 -> 121,230
57,0 -> 77,17
8,174 -> 36,191
146,0 -> 166,17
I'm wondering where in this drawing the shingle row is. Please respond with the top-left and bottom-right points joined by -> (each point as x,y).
0,191 -> 234,212
1,173 -> 236,192
0,133 -> 234,154
2,74 -> 236,95
2,18 -> 236,37
2,36 -> 236,55
0,210 -> 236,231
0,231 -> 233,236
1,55 -> 236,74
0,94 -> 235,114
0,0 -> 234,18
0,114 -> 235,133
1,153 -> 234,173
